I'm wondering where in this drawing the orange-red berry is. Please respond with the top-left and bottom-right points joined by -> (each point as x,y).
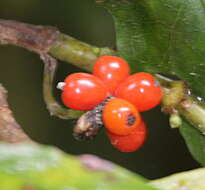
93,56 -> 130,94
62,73 -> 109,111
103,98 -> 141,135
115,72 -> 162,112
107,121 -> 147,152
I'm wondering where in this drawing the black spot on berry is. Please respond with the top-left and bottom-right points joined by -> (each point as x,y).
126,114 -> 136,126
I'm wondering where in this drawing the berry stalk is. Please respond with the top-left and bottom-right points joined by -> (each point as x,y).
42,54 -> 84,119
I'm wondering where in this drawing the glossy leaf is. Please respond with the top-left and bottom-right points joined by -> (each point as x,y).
100,0 -> 205,99
98,0 -> 205,166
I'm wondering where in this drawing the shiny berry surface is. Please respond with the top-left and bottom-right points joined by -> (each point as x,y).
62,73 -> 109,111
103,98 -> 141,135
93,56 -> 130,93
115,72 -> 162,112
107,121 -> 147,152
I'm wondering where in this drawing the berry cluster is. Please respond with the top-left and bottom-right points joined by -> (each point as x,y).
58,56 -> 163,152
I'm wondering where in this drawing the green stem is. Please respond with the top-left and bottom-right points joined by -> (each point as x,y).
178,96 -> 205,134
156,74 -> 205,134
49,34 -> 115,71
42,54 -> 84,119
0,19 -> 114,120
161,80 -> 186,113
48,31 -> 205,134
0,19 -> 205,133
48,32 -> 205,134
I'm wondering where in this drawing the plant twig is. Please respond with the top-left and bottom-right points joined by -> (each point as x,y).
0,19 -> 113,120
0,84 -> 31,143
49,34 -> 116,71
42,54 -> 84,119
1,19 -> 205,135
156,74 -> 205,134
178,96 -> 205,134
0,19 -> 59,54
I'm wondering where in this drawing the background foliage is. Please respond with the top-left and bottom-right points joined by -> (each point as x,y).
0,0 -> 200,179
0,143 -> 159,190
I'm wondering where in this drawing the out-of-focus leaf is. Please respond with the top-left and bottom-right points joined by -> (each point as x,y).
151,168 -> 205,190
0,143 -> 159,190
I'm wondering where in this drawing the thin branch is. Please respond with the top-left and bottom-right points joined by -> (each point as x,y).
0,19 -> 115,70
178,96 -> 205,134
156,74 -> 205,134
0,19 -> 59,54
0,84 -> 31,143
1,19 -> 205,135
49,34 -> 116,71
0,19 -> 114,120
0,19 -> 86,120
41,54 -> 84,119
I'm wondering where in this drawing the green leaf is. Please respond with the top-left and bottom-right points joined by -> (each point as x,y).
98,0 -> 205,166
151,168 -> 205,190
179,120 -> 205,166
100,0 -> 205,99
0,143 -> 159,190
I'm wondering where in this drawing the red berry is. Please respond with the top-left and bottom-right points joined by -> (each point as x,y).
115,72 -> 162,112
93,56 -> 130,93
103,98 -> 141,135
62,73 -> 109,111
107,121 -> 147,152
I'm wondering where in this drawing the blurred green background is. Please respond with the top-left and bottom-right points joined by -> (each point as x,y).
0,0 -> 199,179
